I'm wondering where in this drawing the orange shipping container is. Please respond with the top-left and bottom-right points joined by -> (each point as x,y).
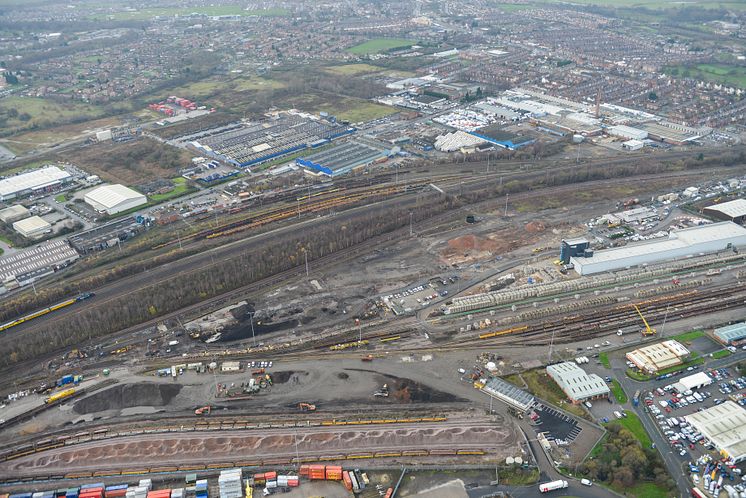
299,465 -> 310,476
264,471 -> 277,480
342,471 -> 352,491
309,465 -> 325,473
384,488 -> 393,498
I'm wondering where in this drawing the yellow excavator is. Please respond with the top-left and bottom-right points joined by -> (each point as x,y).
634,305 -> 656,336
298,402 -> 316,412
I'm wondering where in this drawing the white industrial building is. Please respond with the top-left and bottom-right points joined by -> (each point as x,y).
608,125 -> 648,140
672,372 -> 713,393
434,131 -> 486,152
12,215 -> 51,238
703,198 -> 746,225
571,222 -> 746,275
0,204 -> 30,224
84,184 -> 147,215
626,340 -> 690,374
685,401 -> 746,463
622,139 -> 644,151
0,166 -> 72,201
546,362 -> 610,403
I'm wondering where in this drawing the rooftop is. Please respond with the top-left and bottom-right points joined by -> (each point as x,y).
85,184 -> 145,209
685,401 -> 746,462
13,215 -> 51,234
546,362 -> 610,400
0,166 -> 71,198
714,322 -> 746,343
704,199 -> 746,219
574,222 -> 746,265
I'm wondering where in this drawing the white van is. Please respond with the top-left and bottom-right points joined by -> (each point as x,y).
581,479 -> 592,486
614,411 -> 623,419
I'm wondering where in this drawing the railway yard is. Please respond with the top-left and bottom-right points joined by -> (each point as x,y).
0,137 -> 746,496
0,146 -> 744,498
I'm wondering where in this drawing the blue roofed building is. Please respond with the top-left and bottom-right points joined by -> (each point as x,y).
714,322 -> 746,345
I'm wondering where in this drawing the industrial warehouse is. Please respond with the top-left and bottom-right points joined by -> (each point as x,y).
0,166 -> 72,201
546,362 -> 609,403
570,221 -> 746,275
626,340 -> 690,374
296,138 -> 391,177
84,184 -> 147,215
189,113 -> 354,168
703,198 -> 746,225
713,322 -> 746,345
12,215 -> 51,239
685,401 -> 746,463
0,239 -> 79,291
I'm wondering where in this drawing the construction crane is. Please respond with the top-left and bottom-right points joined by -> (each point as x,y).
634,305 -> 656,336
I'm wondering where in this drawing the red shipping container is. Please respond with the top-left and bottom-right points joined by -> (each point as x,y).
384,488 -> 393,498
287,480 -> 299,488
264,471 -> 277,480
299,465 -> 310,476
309,465 -> 325,473
106,490 -> 127,498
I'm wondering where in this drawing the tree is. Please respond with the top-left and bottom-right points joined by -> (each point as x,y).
648,91 -> 658,101
3,71 -> 18,85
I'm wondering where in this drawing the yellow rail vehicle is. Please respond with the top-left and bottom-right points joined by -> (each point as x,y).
45,388 -> 75,404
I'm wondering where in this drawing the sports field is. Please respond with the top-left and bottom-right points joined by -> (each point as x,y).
347,39 -> 415,55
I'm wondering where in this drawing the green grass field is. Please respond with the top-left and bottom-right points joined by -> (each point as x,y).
599,352 -> 610,369
323,102 -> 397,123
670,330 -> 705,343
0,97 -> 107,132
617,411 -> 652,447
611,380 -> 628,403
149,177 -> 194,203
712,349 -> 732,359
347,38 -> 415,55
324,64 -> 385,76
665,64 -> 746,88
91,6 -> 289,21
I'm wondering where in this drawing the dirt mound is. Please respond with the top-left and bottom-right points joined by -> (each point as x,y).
272,371 -> 308,384
444,234 -> 500,254
525,221 -> 545,233
73,383 -> 182,414
337,372 -> 349,380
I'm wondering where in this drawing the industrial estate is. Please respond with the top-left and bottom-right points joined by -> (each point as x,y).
3,0 -> 746,498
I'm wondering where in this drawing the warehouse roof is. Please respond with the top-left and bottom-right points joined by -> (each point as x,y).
546,362 -> 610,401
13,215 -> 51,235
626,340 -> 689,372
0,204 -> 30,223
574,222 -> 746,265
685,401 -> 746,463
714,322 -> 746,344
482,376 -> 535,411
705,199 -> 746,219
85,184 -> 145,209
0,239 -> 79,281
0,166 -> 71,198
675,372 -> 713,391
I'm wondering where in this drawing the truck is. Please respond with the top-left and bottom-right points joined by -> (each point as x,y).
539,480 -> 568,493
633,390 -> 641,407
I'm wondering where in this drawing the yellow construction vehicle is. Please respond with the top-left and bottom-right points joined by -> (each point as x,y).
634,305 -> 656,336
298,402 -> 316,412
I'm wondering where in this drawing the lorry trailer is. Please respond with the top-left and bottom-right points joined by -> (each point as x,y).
539,480 -> 568,493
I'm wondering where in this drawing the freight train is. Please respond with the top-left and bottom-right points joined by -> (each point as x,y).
0,293 -> 94,333
0,448 -> 487,484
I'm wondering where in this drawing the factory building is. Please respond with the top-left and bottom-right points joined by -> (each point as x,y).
84,184 -> 147,215
0,166 -> 72,201
546,362 -> 610,403
13,215 -> 51,238
622,139 -> 644,151
607,125 -> 648,141
713,322 -> 746,345
571,222 -> 746,275
434,131 -> 487,152
0,204 -> 30,224
559,237 -> 590,264
626,340 -> 690,374
296,139 -> 390,177
685,401 -> 746,463
703,198 -> 746,225
482,376 -> 535,412
0,239 -> 79,289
